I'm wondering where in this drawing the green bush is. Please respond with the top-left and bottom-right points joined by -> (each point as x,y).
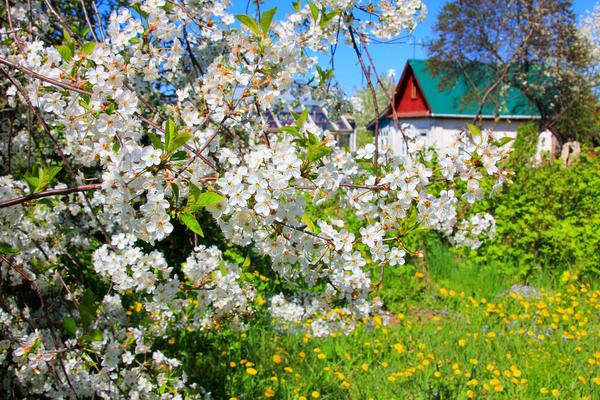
458,123 -> 600,279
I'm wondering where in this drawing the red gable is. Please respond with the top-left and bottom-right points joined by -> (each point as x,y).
387,61 -> 431,118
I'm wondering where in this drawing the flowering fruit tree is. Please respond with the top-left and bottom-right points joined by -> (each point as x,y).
0,0 -> 512,398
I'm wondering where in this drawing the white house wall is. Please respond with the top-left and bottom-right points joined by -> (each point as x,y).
376,117 -> 530,157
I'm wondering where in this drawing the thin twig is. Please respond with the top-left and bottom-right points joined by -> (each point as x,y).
5,0 -> 24,52
42,0 -> 83,45
0,65 -> 111,243
79,0 -> 99,42
0,255 -> 81,400
91,0 -> 106,41
0,183 -> 102,209
348,25 -> 380,172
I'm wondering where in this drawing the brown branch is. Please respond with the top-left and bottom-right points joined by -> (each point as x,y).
5,0 -> 24,52
357,32 -> 410,153
294,182 -> 387,190
0,65 -> 111,242
0,56 -> 92,96
91,0 -> 106,42
79,0 -> 99,42
0,255 -> 80,400
42,0 -> 83,45
348,25 -> 379,171
0,184 -> 102,209
273,220 -> 333,243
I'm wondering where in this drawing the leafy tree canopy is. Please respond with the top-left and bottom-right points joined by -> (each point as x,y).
428,0 -> 600,144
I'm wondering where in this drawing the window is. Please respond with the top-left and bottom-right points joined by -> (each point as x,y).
411,81 -> 417,99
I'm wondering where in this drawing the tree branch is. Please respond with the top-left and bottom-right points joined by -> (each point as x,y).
0,184 -> 102,209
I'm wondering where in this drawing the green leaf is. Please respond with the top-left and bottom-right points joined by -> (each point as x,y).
24,176 -> 39,194
78,99 -> 93,111
179,213 -> 204,237
187,183 -> 202,208
292,0 -> 301,12
164,119 -> 176,151
37,166 -> 62,193
293,108 -> 309,129
280,126 -> 301,137
467,123 -> 482,137
105,102 -> 117,114
62,28 -> 72,45
129,37 -> 142,44
171,183 -> 179,203
167,132 -> 192,153
131,3 -> 149,18
301,214 -> 316,233
235,14 -> 260,36
88,329 -> 104,342
147,131 -> 164,150
79,290 -> 97,332
495,136 -> 515,147
170,150 -> 187,161
307,132 -> 320,145
112,141 -> 121,153
62,316 -> 77,336
242,253 -> 251,268
260,7 -> 277,35
194,192 -> 225,207
307,142 -> 332,162
56,44 -> 74,63
188,191 -> 225,212
79,42 -> 96,56
307,0 -> 319,22
320,10 -> 340,28
218,261 -> 227,276
0,242 -> 20,255
159,2 -> 174,11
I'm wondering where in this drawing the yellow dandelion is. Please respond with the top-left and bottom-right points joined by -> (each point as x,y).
272,355 -> 281,364
246,367 -> 257,375
311,391 -> 320,399
264,389 -> 275,397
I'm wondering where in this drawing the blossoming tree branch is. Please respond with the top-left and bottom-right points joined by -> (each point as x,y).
0,0 -> 511,397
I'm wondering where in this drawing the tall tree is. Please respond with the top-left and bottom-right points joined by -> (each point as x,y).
427,0 -> 599,144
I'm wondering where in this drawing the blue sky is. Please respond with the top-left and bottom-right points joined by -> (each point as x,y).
229,0 -> 599,96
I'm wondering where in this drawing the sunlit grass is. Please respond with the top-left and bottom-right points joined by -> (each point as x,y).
203,275 -> 600,400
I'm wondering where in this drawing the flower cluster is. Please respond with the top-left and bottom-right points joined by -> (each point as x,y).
0,0 -> 512,397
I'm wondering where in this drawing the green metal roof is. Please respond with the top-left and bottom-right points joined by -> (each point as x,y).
409,59 -> 540,117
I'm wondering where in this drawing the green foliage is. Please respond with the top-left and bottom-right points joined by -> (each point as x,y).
352,73 -> 396,133
458,123 -> 600,279
428,0 -> 598,144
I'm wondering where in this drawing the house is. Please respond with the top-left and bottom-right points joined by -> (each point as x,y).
250,103 -> 357,151
367,59 -> 558,158
266,104 -> 357,150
